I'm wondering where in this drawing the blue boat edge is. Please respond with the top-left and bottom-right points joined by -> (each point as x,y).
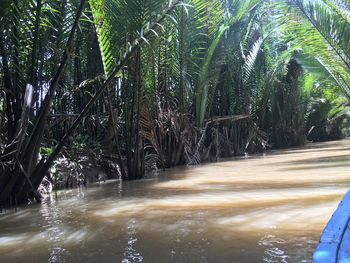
313,191 -> 350,263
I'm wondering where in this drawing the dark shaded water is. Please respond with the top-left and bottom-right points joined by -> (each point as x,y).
1,140 -> 350,262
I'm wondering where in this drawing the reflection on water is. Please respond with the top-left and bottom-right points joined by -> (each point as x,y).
1,140 -> 350,262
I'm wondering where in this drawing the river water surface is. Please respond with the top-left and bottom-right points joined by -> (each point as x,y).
1,140 -> 350,262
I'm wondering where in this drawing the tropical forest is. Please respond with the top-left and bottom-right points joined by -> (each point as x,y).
1,0 -> 350,262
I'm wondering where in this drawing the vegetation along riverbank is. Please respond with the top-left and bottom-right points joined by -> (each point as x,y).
1,0 -> 350,207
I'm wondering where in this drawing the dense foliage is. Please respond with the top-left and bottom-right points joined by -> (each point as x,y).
0,0 -> 350,205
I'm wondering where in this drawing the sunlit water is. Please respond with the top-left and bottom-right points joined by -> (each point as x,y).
2,140 -> 350,262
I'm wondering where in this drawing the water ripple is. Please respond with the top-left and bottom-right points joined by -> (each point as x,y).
260,235 -> 289,263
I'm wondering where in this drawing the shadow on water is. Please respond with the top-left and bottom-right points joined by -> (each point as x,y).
275,153 -> 350,165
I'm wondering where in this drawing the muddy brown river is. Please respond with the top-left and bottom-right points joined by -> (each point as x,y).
1,140 -> 350,262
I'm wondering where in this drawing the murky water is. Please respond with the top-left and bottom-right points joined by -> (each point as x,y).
1,140 -> 350,262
